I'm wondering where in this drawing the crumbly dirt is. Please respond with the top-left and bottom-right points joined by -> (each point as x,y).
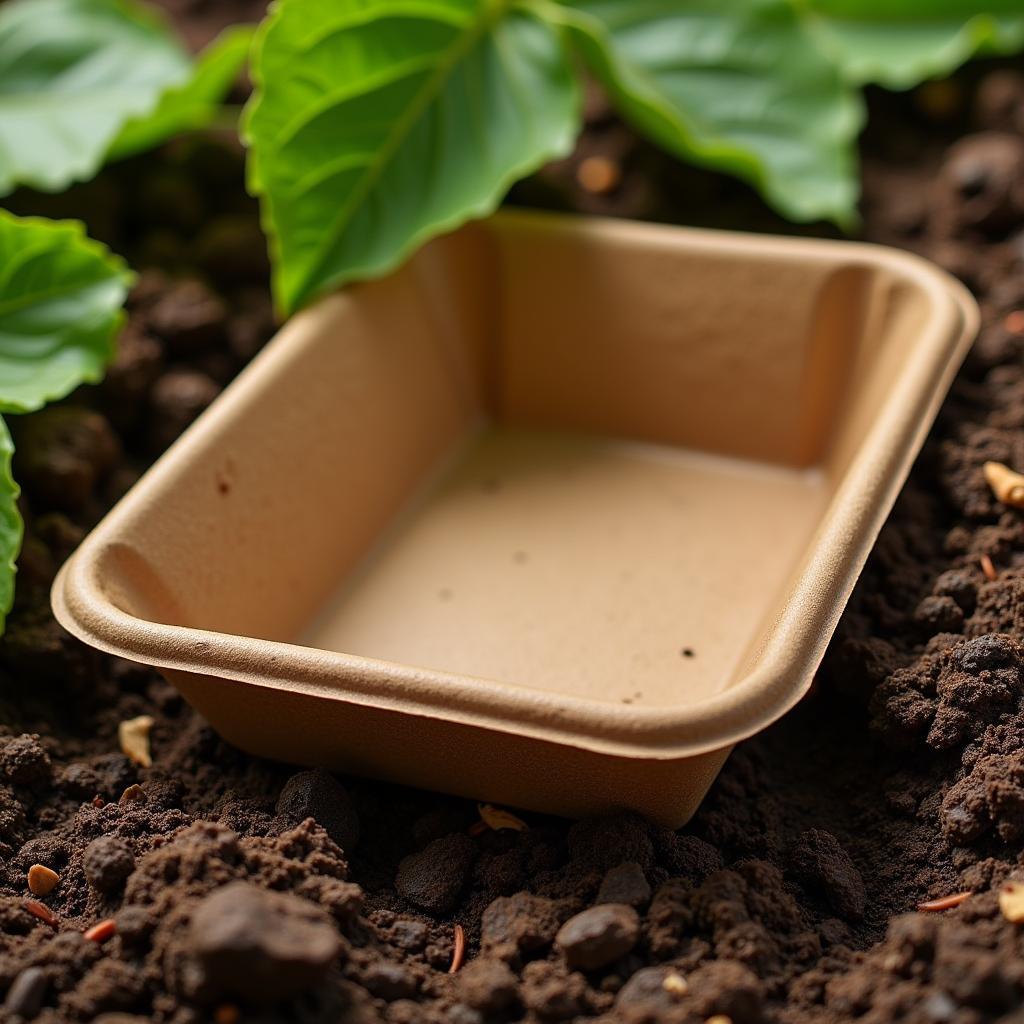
5,10 -> 1024,1023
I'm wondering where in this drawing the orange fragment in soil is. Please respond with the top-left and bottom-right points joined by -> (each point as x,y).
27,864 -> 59,897
449,924 -> 466,974
214,1005 -> 240,1024
917,891 -> 971,912
84,919 -> 116,943
23,900 -> 58,928
576,155 -> 621,195
981,553 -> 998,582
1005,310 -> 1024,335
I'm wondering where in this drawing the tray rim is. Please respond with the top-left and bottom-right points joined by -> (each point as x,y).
51,210 -> 980,762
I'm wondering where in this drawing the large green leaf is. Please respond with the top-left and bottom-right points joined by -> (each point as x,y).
0,0 -> 192,195
800,4 -> 1024,88
244,0 -> 581,314
0,415 -> 19,635
109,24 -> 255,161
0,212 -> 133,415
561,0 -> 863,226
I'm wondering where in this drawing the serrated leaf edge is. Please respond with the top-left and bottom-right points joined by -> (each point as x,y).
244,0 -> 582,314
0,211 -> 134,415
0,414 -> 21,634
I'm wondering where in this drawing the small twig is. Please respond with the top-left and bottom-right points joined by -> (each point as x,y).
449,924 -> 466,974
917,891 -> 971,912
23,900 -> 58,928
84,919 -> 116,943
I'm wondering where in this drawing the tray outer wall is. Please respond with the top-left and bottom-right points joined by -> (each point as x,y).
52,212 -> 978,827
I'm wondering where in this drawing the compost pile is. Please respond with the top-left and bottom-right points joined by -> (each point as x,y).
5,5 -> 1024,1020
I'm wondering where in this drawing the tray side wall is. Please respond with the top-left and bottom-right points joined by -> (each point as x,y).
164,666 -> 729,828
491,216 -> 873,468
97,234 -> 495,643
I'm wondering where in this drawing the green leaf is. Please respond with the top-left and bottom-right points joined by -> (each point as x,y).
800,4 -> 1024,88
243,0 -> 582,315
109,24 -> 255,161
0,414 -> 20,635
0,212 -> 133,415
0,0 -> 193,195
562,0 -> 863,226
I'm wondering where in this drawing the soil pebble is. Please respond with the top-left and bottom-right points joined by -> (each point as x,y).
361,961 -> 418,1001
456,957 -> 518,1013
555,903 -> 641,970
395,833 -> 475,914
275,768 -> 360,854
83,837 -> 136,894
184,881 -> 342,1001
3,966 -> 47,1018
615,966 -> 688,1014
596,862 -> 651,907
481,892 -> 563,961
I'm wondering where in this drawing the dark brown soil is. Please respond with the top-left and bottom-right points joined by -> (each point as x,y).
4,10 -> 1024,1023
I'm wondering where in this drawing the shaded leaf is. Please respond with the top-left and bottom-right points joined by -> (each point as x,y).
563,0 -> 862,225
244,0 -> 581,314
0,415 -> 19,634
0,212 -> 133,415
109,24 -> 255,160
803,5 -> 1024,88
0,0 -> 193,195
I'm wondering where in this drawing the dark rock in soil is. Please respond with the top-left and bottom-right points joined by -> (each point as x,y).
456,957 -> 518,1013
184,881 -> 342,1001
596,861 -> 651,908
395,833 -> 475,914
275,768 -> 360,854
83,836 -> 136,894
555,903 -> 640,970
481,892 -> 563,961
3,966 -> 47,1018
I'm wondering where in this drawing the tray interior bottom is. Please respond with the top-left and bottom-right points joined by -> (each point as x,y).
300,428 -> 828,708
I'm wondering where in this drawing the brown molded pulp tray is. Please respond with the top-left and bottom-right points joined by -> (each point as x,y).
53,211 -> 978,827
